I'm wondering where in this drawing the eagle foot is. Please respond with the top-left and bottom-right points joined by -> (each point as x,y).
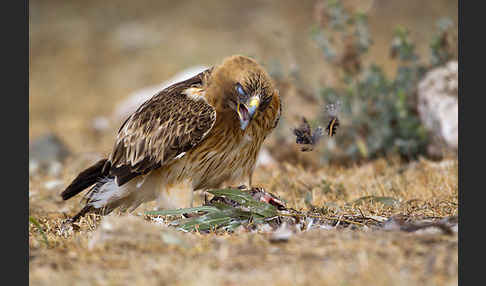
206,186 -> 287,211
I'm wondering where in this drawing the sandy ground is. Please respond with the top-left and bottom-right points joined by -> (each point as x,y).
29,156 -> 458,286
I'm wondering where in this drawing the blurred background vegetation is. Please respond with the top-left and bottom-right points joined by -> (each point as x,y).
29,0 -> 458,168
308,1 -> 457,164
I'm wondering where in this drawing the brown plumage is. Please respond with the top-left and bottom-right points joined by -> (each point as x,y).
61,55 -> 281,220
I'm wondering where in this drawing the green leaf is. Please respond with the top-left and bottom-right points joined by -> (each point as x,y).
146,188 -> 279,232
29,216 -> 49,247
146,206 -> 220,216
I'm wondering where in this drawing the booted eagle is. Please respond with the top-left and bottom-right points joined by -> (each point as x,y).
61,55 -> 281,221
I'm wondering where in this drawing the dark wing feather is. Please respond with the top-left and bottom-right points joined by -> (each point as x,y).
107,69 -> 216,186
293,117 -> 313,145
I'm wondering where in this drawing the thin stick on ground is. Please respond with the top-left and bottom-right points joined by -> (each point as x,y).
278,212 -> 366,227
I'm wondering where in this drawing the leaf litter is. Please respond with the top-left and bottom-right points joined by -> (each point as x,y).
145,186 -> 457,239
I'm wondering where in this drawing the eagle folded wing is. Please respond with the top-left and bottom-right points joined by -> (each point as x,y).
106,70 -> 216,186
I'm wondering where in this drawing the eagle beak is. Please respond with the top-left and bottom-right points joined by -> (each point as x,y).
237,95 -> 260,130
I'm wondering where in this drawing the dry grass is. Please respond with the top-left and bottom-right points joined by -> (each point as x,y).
29,155 -> 458,286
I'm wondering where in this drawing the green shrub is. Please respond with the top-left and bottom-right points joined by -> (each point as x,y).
311,0 -> 456,164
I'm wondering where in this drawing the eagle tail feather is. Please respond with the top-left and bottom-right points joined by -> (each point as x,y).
61,158 -> 109,201
65,177 -> 123,222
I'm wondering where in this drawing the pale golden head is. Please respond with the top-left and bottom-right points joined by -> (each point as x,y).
206,55 -> 275,130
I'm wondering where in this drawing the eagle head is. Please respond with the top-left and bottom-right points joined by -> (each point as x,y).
208,55 -> 275,130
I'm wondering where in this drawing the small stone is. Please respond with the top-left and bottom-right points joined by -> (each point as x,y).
44,180 -> 64,191
30,133 -> 70,164
269,222 -> 293,243
91,116 -> 111,132
29,133 -> 70,176
48,161 -> 63,177
29,160 -> 40,176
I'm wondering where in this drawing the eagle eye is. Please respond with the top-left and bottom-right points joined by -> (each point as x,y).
235,83 -> 248,100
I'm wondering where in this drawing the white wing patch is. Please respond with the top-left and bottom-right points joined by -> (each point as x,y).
89,178 -> 131,209
175,152 -> 186,159
183,87 -> 207,102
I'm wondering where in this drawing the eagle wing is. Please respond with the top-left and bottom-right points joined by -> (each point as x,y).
106,69 -> 216,186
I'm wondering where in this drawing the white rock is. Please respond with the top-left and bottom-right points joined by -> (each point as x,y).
47,161 -> 63,177
29,133 -> 70,166
44,180 -> 64,190
29,160 -> 40,176
269,222 -> 293,242
113,65 -> 209,123
417,61 -> 458,153
91,116 -> 111,132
